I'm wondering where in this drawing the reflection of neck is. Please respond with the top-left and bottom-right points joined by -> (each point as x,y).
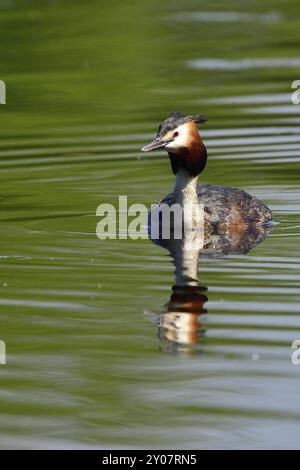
169,236 -> 203,287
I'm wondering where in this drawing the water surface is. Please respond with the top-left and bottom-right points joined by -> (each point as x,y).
0,0 -> 300,449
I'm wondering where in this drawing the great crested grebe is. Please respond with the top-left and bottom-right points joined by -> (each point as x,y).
141,112 -> 272,230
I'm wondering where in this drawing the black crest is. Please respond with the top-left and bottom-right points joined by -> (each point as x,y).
157,111 -> 207,138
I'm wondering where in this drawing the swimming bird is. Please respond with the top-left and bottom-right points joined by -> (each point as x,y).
141,112 -> 272,231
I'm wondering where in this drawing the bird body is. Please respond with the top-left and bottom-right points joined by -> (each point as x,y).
162,179 -> 272,230
141,111 -> 272,230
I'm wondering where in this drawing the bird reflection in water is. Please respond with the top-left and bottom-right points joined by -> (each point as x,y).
145,223 -> 271,354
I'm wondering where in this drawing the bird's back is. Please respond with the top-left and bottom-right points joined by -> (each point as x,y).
162,184 -> 272,229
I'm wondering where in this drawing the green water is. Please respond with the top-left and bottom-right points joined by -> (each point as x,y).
1,0 -> 300,449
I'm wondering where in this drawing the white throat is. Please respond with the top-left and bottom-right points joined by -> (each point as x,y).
172,168 -> 198,206
171,168 -> 203,232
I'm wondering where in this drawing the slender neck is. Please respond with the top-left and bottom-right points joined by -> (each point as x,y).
172,168 -> 198,206
171,168 -> 204,232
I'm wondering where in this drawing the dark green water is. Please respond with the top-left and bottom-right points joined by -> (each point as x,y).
1,0 -> 300,449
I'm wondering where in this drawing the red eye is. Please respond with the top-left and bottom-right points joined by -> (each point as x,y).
173,131 -> 179,138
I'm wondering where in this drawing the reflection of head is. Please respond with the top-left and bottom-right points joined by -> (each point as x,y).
163,285 -> 207,343
146,285 -> 208,355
